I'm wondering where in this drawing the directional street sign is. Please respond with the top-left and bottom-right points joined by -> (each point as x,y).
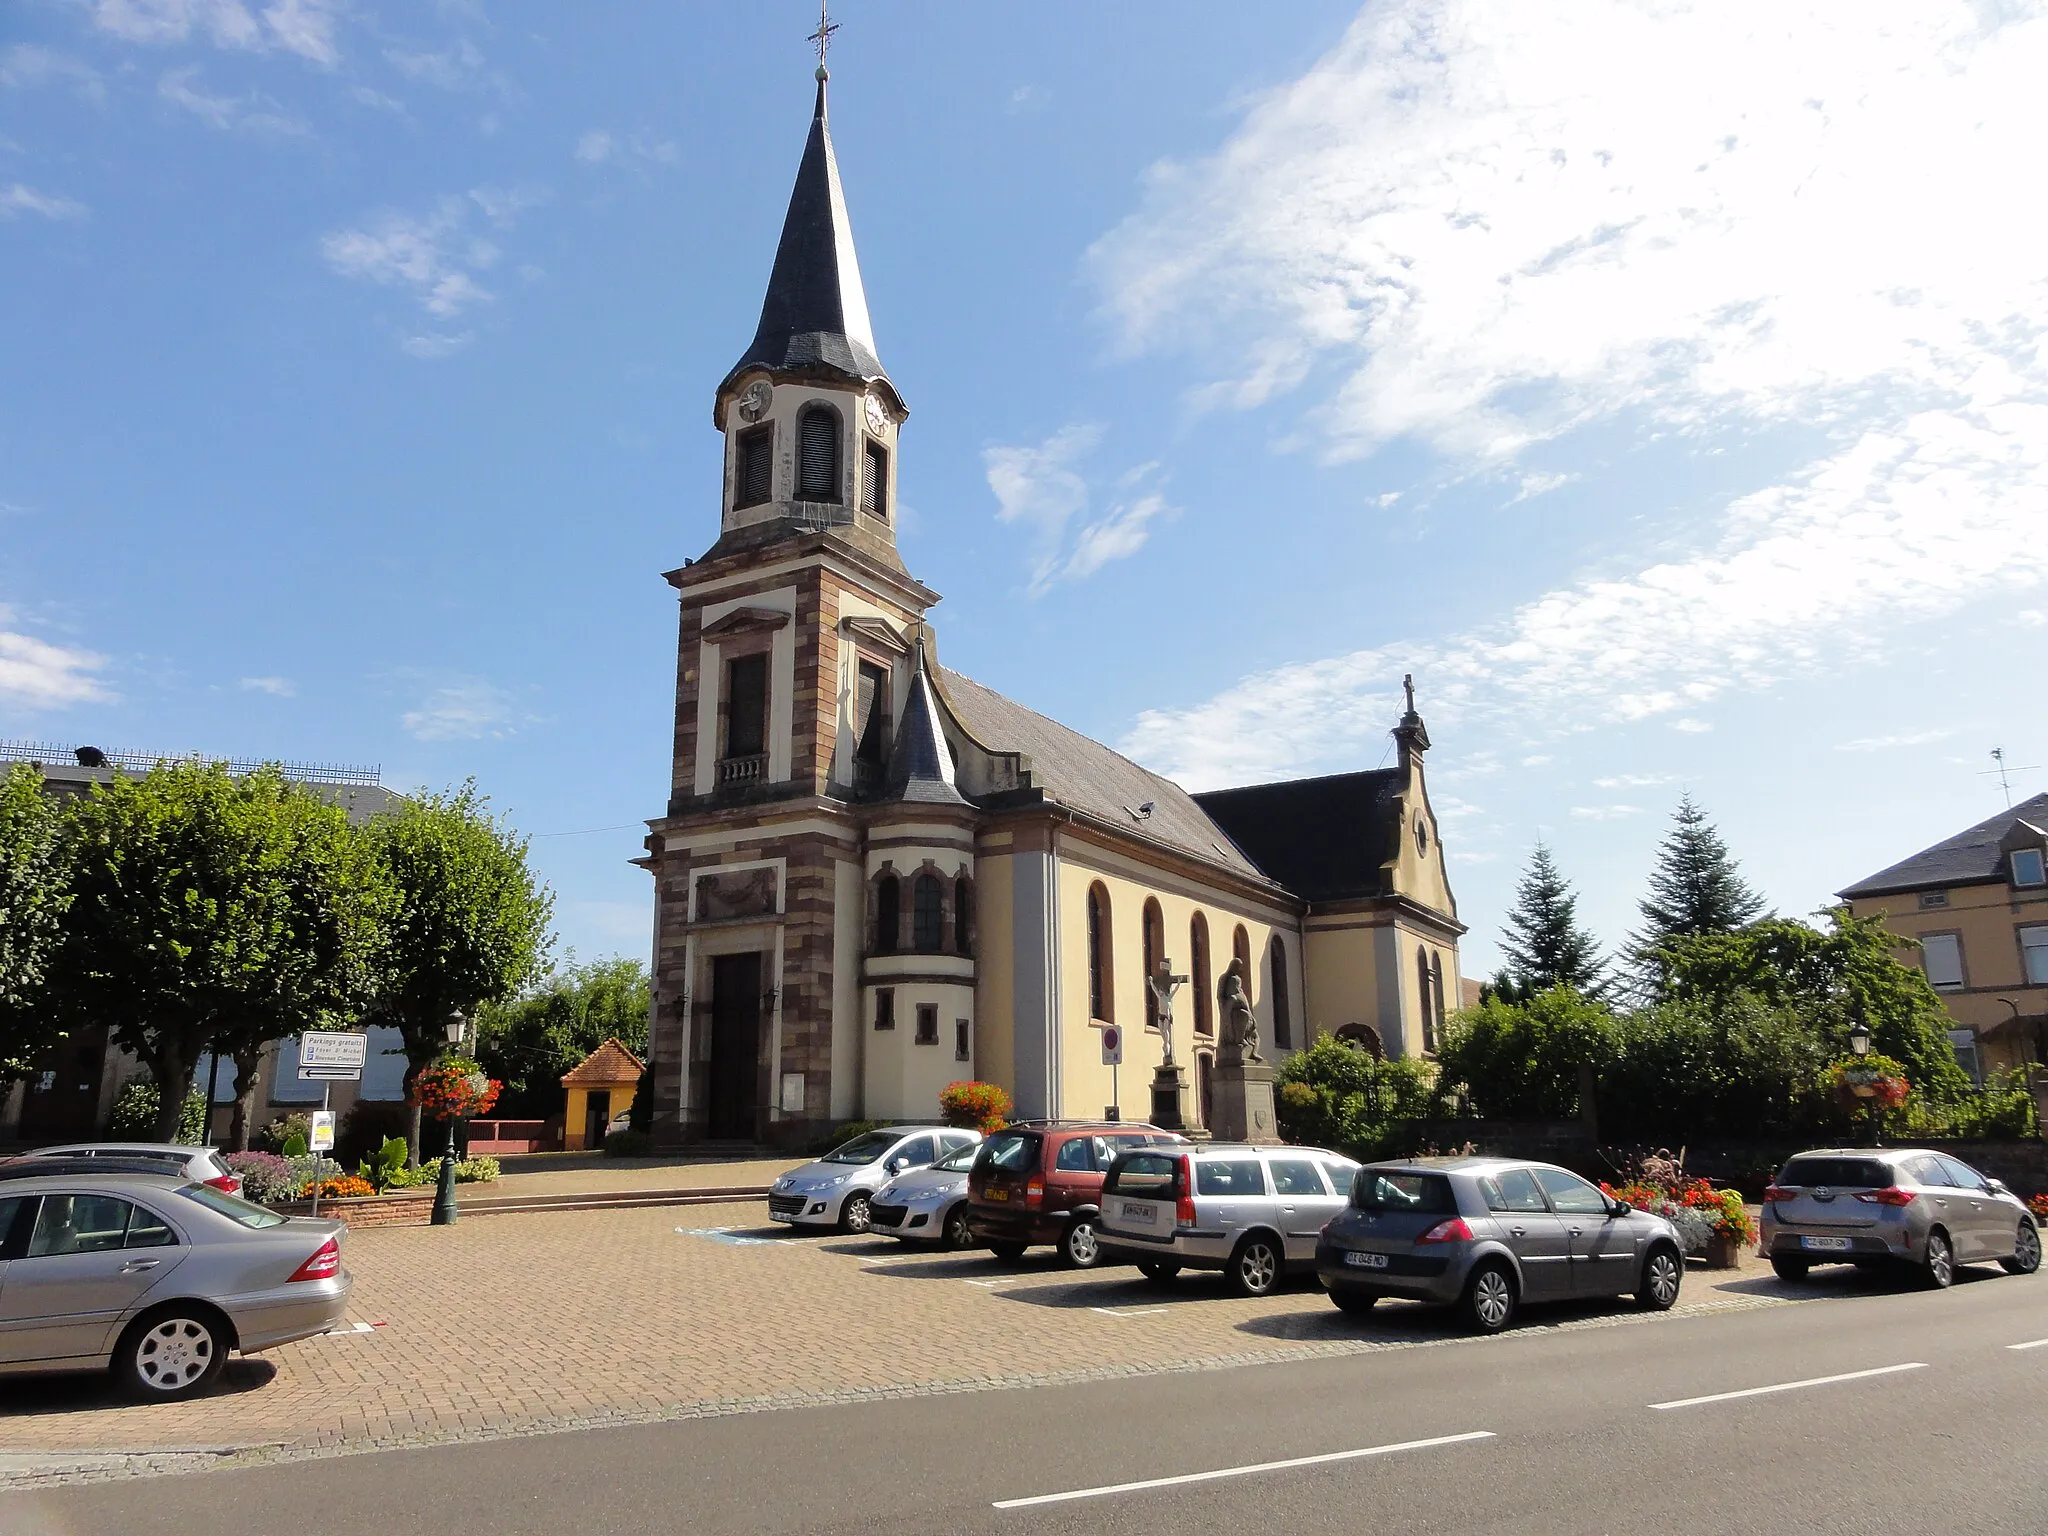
298,1030 -> 368,1081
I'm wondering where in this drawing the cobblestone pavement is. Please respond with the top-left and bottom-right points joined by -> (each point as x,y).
0,1202 -> 1803,1484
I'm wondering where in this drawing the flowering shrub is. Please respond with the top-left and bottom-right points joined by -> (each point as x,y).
455,1156 -> 500,1183
1602,1173 -> 1756,1249
304,1174 -> 376,1200
410,1055 -> 502,1122
1829,1053 -> 1911,1110
940,1080 -> 1012,1133
2030,1194 -> 2048,1221
224,1150 -> 299,1204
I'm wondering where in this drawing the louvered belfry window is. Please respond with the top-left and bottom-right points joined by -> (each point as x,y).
797,407 -> 839,501
861,440 -> 888,520
735,425 -> 773,509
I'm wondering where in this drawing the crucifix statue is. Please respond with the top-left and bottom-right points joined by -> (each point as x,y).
1147,957 -> 1188,1068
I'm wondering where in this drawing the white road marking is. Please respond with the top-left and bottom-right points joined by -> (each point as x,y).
1090,1306 -> 1171,1318
991,1431 -> 1495,1509
964,1276 -> 1031,1288
1650,1362 -> 1927,1410
2006,1338 -> 2048,1351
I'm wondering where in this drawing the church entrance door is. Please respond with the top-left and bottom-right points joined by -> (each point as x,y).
707,952 -> 764,1140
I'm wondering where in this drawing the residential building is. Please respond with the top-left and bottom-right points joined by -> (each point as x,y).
1838,791 -> 2048,1078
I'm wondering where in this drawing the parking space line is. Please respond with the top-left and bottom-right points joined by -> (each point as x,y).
1650,1362 -> 1926,1410
992,1431 -> 1495,1509
1090,1306 -> 1171,1318
963,1276 -> 1032,1288
2006,1338 -> 2048,1351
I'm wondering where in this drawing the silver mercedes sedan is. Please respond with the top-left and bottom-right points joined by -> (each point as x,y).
0,1160 -> 351,1399
1316,1156 -> 1686,1332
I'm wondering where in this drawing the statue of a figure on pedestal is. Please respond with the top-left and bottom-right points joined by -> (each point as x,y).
1217,958 -> 1262,1066
1147,958 -> 1187,1067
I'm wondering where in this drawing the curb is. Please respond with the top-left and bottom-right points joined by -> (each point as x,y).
458,1185 -> 774,1216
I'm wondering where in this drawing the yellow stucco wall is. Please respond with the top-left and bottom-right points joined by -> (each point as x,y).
974,846 -> 1017,1099
563,1080 -> 637,1150
1849,884 -> 2048,1072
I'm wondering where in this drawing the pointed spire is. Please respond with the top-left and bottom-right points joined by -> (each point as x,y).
887,642 -> 968,806
721,69 -> 894,400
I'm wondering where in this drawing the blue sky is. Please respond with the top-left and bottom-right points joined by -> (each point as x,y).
5,2 -> 2046,983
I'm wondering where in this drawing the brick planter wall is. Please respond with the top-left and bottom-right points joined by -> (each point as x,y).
274,1191 -> 435,1228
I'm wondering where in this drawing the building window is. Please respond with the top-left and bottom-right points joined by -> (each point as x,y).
853,658 -> 889,781
915,1004 -> 938,1045
735,424 -> 774,509
874,874 -> 900,955
723,653 -> 768,762
1920,932 -> 1964,990
861,439 -> 888,519
955,1018 -> 971,1061
1417,946 -> 1437,1053
1087,882 -> 1114,1023
1429,951 -> 1446,1043
1917,890 -> 1950,910
912,873 -> 944,953
1142,899 -> 1164,1031
954,876 -> 973,956
874,988 -> 896,1030
1233,925 -> 1252,987
1269,936 -> 1292,1051
2014,848 -> 2047,888
1191,913 -> 1213,1035
797,405 -> 839,501
2021,925 -> 2048,985
1949,1028 -> 1983,1087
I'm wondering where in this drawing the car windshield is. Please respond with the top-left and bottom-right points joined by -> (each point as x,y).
980,1131 -> 1040,1173
177,1183 -> 288,1229
935,1144 -> 980,1173
1778,1157 -> 1893,1189
1352,1169 -> 1457,1214
822,1132 -> 901,1165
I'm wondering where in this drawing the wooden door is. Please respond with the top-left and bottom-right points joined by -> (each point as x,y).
707,952 -> 763,1140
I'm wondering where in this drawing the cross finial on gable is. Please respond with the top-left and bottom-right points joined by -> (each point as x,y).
809,1 -> 839,79
1403,673 -> 1416,714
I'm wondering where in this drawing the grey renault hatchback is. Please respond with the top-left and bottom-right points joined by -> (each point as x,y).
1315,1156 -> 1685,1332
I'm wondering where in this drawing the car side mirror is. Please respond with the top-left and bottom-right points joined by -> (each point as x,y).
1986,1178 -> 2011,1196
1609,1199 -> 1632,1218
887,1157 -> 908,1174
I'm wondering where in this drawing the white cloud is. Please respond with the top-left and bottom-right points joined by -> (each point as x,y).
1519,754 -> 1552,767
400,330 -> 473,360
238,675 -> 295,697
2019,609 -> 2046,629
158,66 -> 306,135
1507,471 -> 1576,505
574,129 -> 613,164
1594,772 -> 1675,788
322,187 -> 543,339
984,426 -> 1176,595
1673,719 -> 1713,734
573,129 -> 679,168
0,611 -> 110,708
1836,729 -> 1950,752
0,46 -> 105,100
1100,3 -> 2048,788
91,0 -> 340,64
1570,804 -> 1644,821
401,677 -> 529,741
1063,493 -> 1176,582
0,184 -> 86,220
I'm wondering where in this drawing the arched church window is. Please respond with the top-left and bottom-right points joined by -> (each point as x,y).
1233,925 -> 1252,999
1190,914 -> 1213,1036
874,874 -> 899,955
1429,951 -> 1446,1042
1087,883 -> 1114,1024
1141,899 -> 1164,1031
912,873 -> 943,953
798,406 -> 840,501
1417,945 -> 1435,1054
1269,935 -> 1292,1050
954,876 -> 973,956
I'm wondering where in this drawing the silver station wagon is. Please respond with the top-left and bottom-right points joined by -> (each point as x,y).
1096,1144 -> 1361,1296
1315,1156 -> 1686,1332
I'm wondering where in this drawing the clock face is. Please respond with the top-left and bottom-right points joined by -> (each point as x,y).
863,393 -> 888,434
737,381 -> 772,423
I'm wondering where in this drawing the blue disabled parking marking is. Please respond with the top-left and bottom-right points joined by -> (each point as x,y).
679,1226 -> 777,1246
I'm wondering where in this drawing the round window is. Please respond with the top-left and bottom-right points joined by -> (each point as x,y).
1414,814 -> 1430,854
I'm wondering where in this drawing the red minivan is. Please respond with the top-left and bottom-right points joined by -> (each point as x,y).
966,1121 -> 1186,1268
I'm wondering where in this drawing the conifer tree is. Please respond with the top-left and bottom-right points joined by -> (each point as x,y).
1499,842 -> 1607,996
1629,794 -> 1769,985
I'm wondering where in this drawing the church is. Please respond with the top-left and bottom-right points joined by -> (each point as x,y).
638,66 -> 1464,1149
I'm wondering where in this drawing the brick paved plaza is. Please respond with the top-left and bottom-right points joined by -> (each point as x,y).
0,1199 -> 1797,1480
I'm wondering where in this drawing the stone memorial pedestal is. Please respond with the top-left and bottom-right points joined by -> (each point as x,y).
1149,1065 -> 1189,1132
1208,1059 -> 1281,1145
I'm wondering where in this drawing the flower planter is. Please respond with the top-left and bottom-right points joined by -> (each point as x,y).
1702,1232 -> 1741,1269
274,1190 -> 435,1228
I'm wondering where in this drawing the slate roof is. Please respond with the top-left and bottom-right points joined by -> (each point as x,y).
24,761 -> 403,826
1839,792 -> 2048,898
933,666 -> 1265,882
1193,770 -> 1402,903
720,79 -> 892,398
561,1038 -> 645,1087
887,654 -> 969,808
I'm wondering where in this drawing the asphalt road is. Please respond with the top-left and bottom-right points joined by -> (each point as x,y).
8,1264 -> 2047,1536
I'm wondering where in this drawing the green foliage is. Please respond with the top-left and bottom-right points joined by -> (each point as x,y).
356,1135 -> 411,1191
1628,795 -> 1768,986
1434,987 -> 1615,1119
1598,995 -> 1832,1143
49,761 -> 389,1139
1499,843 -> 1606,996
0,764 -> 72,1079
281,1130 -> 310,1158
1899,1068 -> 2039,1140
808,1118 -> 882,1155
1276,1035 -> 1442,1161
603,1128 -> 655,1158
455,1156 -> 500,1182
255,1112 -> 314,1154
474,955 -> 648,1119
107,1077 -> 207,1142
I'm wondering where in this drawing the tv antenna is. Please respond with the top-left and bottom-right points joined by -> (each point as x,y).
1982,746 -> 2040,808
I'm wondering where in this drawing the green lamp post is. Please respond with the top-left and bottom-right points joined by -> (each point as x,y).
430,1009 -> 466,1227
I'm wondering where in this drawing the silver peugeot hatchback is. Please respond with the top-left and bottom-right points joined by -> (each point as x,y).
1096,1144 -> 1360,1295
1315,1156 -> 1685,1332
1761,1147 -> 2041,1288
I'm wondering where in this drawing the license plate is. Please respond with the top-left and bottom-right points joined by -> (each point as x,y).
1802,1235 -> 1853,1251
985,1188 -> 1009,1202
1344,1250 -> 1389,1269
1120,1201 -> 1159,1225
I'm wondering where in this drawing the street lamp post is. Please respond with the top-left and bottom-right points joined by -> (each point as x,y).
430,1010 -> 466,1227
1847,1022 -> 1877,1147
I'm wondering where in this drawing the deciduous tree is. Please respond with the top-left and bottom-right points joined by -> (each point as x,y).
475,955 -> 648,1118
0,764 -> 71,1079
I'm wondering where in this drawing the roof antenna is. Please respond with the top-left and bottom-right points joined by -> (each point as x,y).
1983,746 -> 2039,809
808,0 -> 838,83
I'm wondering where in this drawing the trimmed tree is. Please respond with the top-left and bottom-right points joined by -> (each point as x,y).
49,762 -> 386,1141
360,783 -> 553,1162
1499,842 -> 1607,996
475,955 -> 650,1119
1628,794 -> 1769,986
0,764 -> 73,1079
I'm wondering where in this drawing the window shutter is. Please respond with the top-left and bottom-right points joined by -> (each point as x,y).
798,409 -> 838,500
855,660 -> 888,763
736,427 -> 773,508
862,440 -> 888,519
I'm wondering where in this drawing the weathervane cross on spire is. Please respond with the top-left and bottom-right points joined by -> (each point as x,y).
809,1 -> 839,75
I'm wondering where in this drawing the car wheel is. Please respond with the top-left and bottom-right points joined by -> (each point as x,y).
1060,1218 -> 1102,1269
1136,1259 -> 1180,1285
1770,1255 -> 1810,1282
116,1307 -> 227,1401
839,1192 -> 873,1235
1637,1244 -> 1682,1311
1923,1229 -> 1955,1289
2001,1219 -> 2041,1276
1328,1286 -> 1379,1315
1461,1262 -> 1517,1334
1227,1235 -> 1283,1298
988,1241 -> 1027,1264
941,1204 -> 974,1250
